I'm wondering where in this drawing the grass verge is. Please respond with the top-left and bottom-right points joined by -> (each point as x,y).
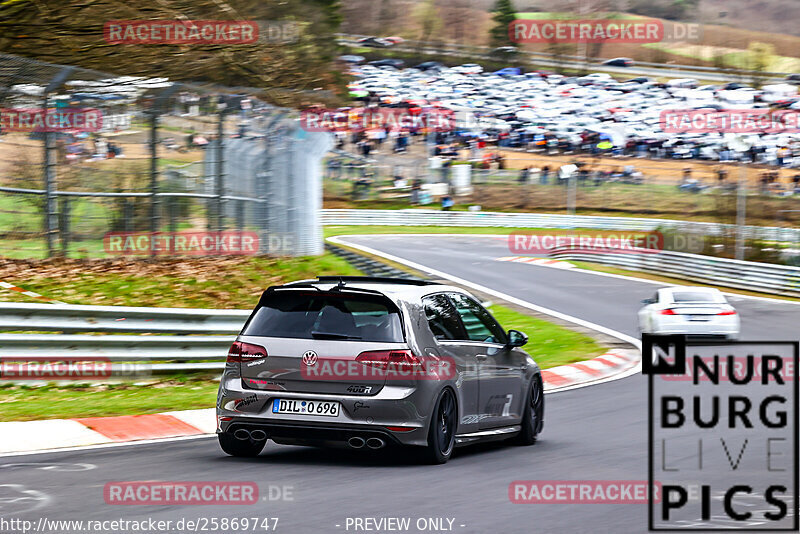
487,304 -> 606,368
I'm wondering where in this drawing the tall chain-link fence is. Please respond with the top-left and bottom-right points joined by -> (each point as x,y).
0,54 -> 331,259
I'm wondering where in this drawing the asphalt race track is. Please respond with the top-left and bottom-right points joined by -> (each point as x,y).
4,234 -> 799,534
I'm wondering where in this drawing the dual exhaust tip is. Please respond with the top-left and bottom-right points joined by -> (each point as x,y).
234,428 -> 267,441
348,436 -> 386,450
233,429 -> 385,449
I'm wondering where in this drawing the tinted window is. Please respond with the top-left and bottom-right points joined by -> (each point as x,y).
672,291 -> 721,303
423,294 -> 466,341
243,292 -> 404,342
448,293 -> 508,344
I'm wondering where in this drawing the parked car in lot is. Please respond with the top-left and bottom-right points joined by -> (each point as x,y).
721,82 -> 751,91
666,78 -> 700,90
491,46 -> 519,57
414,61 -> 445,71
602,57 -> 634,67
451,63 -> 483,74
368,58 -> 405,69
358,36 -> 393,48
217,277 -> 544,464
494,67 -> 522,77
337,55 -> 365,64
638,287 -> 740,340
577,72 -> 613,86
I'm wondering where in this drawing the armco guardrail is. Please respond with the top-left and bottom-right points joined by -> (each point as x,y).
549,246 -> 800,297
0,303 -> 250,375
0,334 -> 234,360
0,302 -> 250,334
321,209 -> 800,244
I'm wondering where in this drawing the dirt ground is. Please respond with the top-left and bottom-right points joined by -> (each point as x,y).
494,149 -> 800,188
0,114 -> 234,179
338,137 -> 800,189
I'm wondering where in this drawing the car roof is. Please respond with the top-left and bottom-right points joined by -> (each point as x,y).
662,286 -> 720,293
278,277 -> 469,302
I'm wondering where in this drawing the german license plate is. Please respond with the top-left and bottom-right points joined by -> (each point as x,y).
272,398 -> 340,417
688,315 -> 709,321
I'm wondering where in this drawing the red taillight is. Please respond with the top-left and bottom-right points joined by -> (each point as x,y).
717,310 -> 737,316
386,426 -> 415,432
355,349 -> 422,373
227,341 -> 267,363
660,309 -> 677,315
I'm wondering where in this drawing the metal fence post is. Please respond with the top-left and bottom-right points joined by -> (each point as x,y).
42,94 -> 57,257
259,111 -> 287,254
123,199 -> 133,233
148,110 -> 159,257
735,162 -> 747,261
236,199 -> 244,232
59,195 -> 70,257
41,67 -> 74,258
168,196 -> 177,233
215,103 -> 226,232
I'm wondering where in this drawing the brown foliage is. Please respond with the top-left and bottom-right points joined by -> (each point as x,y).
0,0 -> 342,106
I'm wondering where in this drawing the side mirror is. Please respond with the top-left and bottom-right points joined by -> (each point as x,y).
507,329 -> 528,348
642,298 -> 655,304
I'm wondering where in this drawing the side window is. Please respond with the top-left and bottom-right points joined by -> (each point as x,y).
422,294 -> 466,341
448,293 -> 508,344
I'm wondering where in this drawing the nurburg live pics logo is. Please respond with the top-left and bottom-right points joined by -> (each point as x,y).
643,334 -> 798,531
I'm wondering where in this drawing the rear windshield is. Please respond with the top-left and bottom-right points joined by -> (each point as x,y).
242,291 -> 404,343
671,291 -> 721,303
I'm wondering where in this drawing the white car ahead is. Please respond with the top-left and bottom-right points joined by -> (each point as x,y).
638,287 -> 740,340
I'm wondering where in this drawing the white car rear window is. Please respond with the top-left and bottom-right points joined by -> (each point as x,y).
671,291 -> 722,303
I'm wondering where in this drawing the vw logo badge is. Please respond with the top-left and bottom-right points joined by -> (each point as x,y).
302,350 -> 318,366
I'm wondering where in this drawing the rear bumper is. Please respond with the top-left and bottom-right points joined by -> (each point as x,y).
223,419 -> 408,447
651,316 -> 739,336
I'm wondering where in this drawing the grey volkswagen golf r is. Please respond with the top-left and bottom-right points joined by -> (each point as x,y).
217,276 -> 544,464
